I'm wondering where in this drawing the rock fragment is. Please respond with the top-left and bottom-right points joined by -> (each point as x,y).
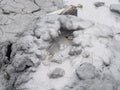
110,4 -> 120,14
94,2 -> 105,7
76,63 -> 98,80
48,68 -> 65,79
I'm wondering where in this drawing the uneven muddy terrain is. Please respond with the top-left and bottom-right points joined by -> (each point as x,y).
1,0 -> 120,90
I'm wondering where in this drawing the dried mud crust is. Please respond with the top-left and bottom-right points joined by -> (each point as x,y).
0,15 -> 120,90
0,0 -> 64,42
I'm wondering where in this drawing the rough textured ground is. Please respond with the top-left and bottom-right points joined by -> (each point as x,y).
0,0 -> 64,42
0,14 -> 120,90
1,0 -> 120,90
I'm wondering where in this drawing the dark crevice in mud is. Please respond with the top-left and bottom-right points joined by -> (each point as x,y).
103,62 -> 110,67
6,43 -> 12,61
1,8 -> 16,15
31,8 -> 41,13
17,65 -> 32,72
60,27 -> 74,39
25,65 -> 32,70
60,27 -> 79,33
